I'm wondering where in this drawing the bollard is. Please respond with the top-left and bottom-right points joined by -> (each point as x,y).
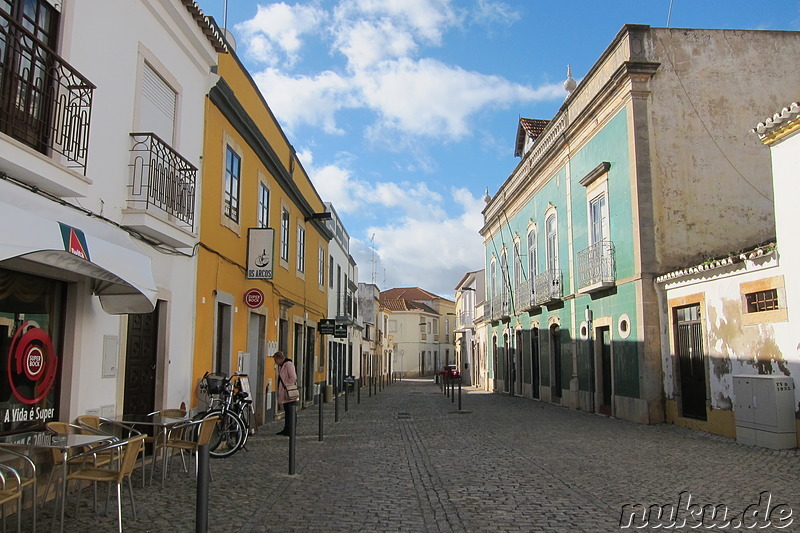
345,382 -> 349,412
334,383 -> 339,423
458,379 -> 462,411
319,389 -> 324,442
451,378 -> 455,403
357,377 -> 361,404
196,443 -> 209,533
288,404 -> 297,475
368,376 -> 372,397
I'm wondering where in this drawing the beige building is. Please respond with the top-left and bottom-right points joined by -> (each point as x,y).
381,288 -> 455,377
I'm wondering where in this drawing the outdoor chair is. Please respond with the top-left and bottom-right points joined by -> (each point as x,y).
0,464 -> 22,533
164,415 -> 218,479
65,434 -> 146,533
0,449 -> 36,533
143,408 -> 187,486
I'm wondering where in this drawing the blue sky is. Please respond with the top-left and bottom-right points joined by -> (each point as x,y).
196,0 -> 800,299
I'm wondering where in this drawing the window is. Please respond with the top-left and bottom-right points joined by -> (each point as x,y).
745,289 -> 779,313
546,214 -> 558,271
318,247 -> 325,286
280,208 -> 290,261
329,256 -> 334,288
141,63 -> 177,145
500,249 -> 509,304
296,225 -> 305,273
224,146 -> 241,222
589,193 -> 608,245
489,258 -> 497,297
257,183 -> 269,228
513,239 -> 523,288
527,229 -> 537,278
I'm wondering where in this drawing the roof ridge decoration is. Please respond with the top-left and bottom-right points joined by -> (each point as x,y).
655,242 -> 777,283
180,0 -> 228,53
752,102 -> 800,145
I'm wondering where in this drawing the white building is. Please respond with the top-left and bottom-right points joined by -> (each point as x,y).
0,0 -> 224,431
454,270 -> 484,387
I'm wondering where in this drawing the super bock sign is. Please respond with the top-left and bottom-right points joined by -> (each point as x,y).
247,228 -> 275,279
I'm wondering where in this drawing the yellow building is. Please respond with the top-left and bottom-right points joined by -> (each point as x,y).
195,50 -> 330,423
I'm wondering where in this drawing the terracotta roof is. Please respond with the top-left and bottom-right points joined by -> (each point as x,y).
515,118 -> 550,157
180,0 -> 228,53
380,287 -> 444,301
752,102 -> 800,143
379,298 -> 437,314
656,242 -> 776,284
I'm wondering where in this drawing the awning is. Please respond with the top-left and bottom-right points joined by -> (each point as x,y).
0,181 -> 157,314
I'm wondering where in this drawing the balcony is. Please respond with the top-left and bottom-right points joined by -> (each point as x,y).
577,240 -> 615,293
0,9 -> 95,196
490,294 -> 510,321
124,132 -> 197,248
515,279 -> 534,311
336,291 -> 355,323
534,269 -> 562,306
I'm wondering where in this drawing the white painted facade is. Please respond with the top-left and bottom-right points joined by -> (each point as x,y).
0,0 -> 221,430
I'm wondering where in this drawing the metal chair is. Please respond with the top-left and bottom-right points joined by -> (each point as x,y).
0,449 -> 36,533
164,415 -> 218,478
65,434 -> 146,533
0,464 -> 23,533
144,409 -> 186,485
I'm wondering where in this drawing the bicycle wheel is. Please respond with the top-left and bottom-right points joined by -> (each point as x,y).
204,410 -> 245,458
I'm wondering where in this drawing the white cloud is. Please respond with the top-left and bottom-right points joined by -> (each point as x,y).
473,0 -> 521,26
334,0 -> 459,46
333,19 -> 418,69
250,68 -> 353,135
235,2 -> 326,66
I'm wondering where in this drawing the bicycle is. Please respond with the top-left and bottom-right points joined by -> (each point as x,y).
196,372 -> 253,458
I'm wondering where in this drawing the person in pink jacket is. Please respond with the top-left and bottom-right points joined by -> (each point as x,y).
274,351 -> 297,436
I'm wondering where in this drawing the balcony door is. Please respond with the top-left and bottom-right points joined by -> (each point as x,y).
0,0 -> 60,151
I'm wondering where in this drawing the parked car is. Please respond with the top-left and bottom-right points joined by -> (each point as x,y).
439,364 -> 460,381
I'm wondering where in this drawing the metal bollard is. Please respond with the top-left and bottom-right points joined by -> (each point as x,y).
345,382 -> 349,412
196,443 -> 209,533
334,384 -> 339,422
289,404 -> 297,475
358,377 -> 361,404
458,379 -> 462,411
319,389 -> 324,442
451,379 -> 455,403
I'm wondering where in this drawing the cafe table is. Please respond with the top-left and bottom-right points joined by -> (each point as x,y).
107,413 -> 189,488
0,430 -> 117,533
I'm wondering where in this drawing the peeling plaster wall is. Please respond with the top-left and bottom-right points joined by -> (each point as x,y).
646,29 -> 800,271
660,255 -> 800,420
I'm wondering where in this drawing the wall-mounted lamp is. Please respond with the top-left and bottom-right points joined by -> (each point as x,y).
305,212 -> 332,222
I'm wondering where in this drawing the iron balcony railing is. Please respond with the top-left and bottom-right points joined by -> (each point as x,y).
577,240 -> 615,291
129,132 -> 197,230
490,293 -> 511,320
515,278 -> 533,311
534,269 -> 562,306
0,9 -> 95,174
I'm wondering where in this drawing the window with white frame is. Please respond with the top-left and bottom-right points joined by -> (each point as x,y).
500,249 -> 509,304
527,228 -> 537,279
296,225 -> 305,273
490,258 -> 497,297
546,213 -> 558,271
589,193 -> 609,245
257,182 -> 269,228
280,208 -> 290,261
513,238 -> 523,288
224,146 -> 241,223
141,62 -> 177,145
318,246 -> 325,286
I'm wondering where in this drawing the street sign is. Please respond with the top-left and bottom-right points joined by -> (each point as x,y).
243,288 -> 264,309
319,319 -> 335,335
334,324 -> 347,339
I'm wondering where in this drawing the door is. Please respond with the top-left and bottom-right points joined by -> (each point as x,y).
675,305 -> 707,420
293,323 -> 304,400
515,330 -> 523,396
123,303 -> 159,415
597,326 -> 612,415
550,324 -> 562,399
304,326 -> 315,402
247,313 -> 266,426
0,0 -> 60,152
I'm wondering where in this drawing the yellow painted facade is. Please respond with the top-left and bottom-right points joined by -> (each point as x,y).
194,51 -> 330,419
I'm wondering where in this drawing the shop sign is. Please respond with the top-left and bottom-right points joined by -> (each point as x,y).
334,324 -> 348,339
319,319 -> 335,335
247,228 -> 274,279
3,322 -> 58,424
59,222 -> 90,260
244,288 -> 265,309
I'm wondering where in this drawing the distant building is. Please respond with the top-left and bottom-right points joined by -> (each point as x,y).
454,270 -> 485,387
481,25 -> 800,424
380,288 -> 455,377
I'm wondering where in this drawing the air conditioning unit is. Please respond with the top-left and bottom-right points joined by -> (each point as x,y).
733,375 -> 796,449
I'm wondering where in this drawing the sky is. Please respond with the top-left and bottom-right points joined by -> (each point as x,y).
196,0 -> 800,300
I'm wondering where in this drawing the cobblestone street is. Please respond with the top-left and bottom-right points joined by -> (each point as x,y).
28,378 -> 800,532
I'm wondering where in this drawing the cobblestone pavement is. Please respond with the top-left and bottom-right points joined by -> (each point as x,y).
22,378 -> 800,532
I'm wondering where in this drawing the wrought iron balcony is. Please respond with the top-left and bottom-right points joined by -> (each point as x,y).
490,293 -> 511,321
0,9 -> 95,174
534,269 -> 562,306
577,240 -> 615,293
515,279 -> 533,311
129,133 -> 197,231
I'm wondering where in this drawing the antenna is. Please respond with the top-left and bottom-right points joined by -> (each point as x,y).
223,0 -> 229,31
667,0 -> 674,28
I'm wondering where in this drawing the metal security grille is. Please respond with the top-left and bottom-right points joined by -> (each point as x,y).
745,289 -> 779,313
675,305 -> 706,420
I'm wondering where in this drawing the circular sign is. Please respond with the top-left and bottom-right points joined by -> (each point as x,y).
7,322 -> 59,405
244,288 -> 265,309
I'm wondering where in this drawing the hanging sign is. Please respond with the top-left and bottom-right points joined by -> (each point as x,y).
319,319 -> 335,335
247,228 -> 275,279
